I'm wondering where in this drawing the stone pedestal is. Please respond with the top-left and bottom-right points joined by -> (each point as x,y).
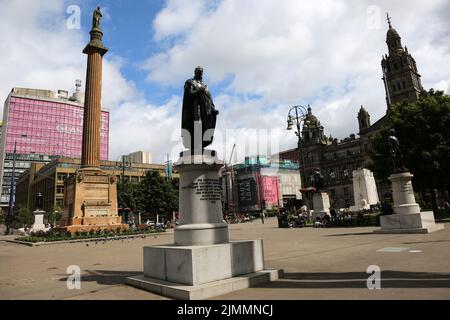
60,167 -> 128,234
313,192 -> 330,215
30,210 -> 47,233
375,172 -> 444,234
350,168 -> 379,212
174,154 -> 229,246
127,153 -> 280,300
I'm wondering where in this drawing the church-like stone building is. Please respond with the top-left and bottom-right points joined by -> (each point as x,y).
278,17 -> 425,209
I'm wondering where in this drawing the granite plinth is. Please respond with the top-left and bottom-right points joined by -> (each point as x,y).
313,192 -> 330,215
174,154 -> 228,246
126,269 -> 282,300
30,210 -> 47,233
375,172 -> 444,234
375,211 -> 445,234
126,239 -> 281,300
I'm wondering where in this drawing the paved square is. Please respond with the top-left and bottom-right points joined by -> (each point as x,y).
1,218 -> 449,300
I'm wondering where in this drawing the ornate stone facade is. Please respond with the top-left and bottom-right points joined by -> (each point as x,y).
278,19 -> 423,209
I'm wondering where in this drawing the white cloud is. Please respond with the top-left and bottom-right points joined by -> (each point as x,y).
145,0 -> 450,152
1,0 -> 449,165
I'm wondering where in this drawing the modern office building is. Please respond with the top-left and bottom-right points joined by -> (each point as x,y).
126,151 -> 152,164
0,85 -> 110,210
222,156 -> 301,214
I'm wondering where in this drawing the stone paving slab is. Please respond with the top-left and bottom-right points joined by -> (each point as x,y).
0,218 -> 449,300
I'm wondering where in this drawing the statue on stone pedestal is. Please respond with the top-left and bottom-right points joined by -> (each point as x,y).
92,6 -> 102,30
35,192 -> 43,211
388,129 -> 408,173
312,168 -> 325,192
181,66 -> 219,153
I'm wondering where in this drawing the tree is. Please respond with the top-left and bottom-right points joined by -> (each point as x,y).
369,89 -> 450,212
16,206 -> 34,228
136,171 -> 178,220
46,204 -> 62,227
117,180 -> 139,212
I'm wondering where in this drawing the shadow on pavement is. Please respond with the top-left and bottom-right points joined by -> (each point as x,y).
402,240 -> 450,245
60,270 -> 141,285
325,232 -> 378,236
256,271 -> 450,289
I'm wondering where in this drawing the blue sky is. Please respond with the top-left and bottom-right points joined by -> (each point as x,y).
77,0 -> 169,104
1,0 -> 449,163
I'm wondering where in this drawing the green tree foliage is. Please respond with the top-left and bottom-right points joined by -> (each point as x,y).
117,171 -> 179,219
136,171 -> 178,218
369,89 -> 450,201
16,206 -> 34,228
45,204 -> 62,227
117,180 -> 140,212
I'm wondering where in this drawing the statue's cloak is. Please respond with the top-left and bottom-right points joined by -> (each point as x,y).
181,79 -> 218,149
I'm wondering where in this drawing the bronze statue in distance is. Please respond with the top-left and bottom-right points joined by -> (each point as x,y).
92,6 -> 102,30
388,128 -> 408,173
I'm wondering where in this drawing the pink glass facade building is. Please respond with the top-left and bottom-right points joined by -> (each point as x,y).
4,96 -> 109,158
0,87 -> 110,208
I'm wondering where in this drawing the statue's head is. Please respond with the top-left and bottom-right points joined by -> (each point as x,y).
97,6 -> 101,11
194,66 -> 203,79
389,128 -> 396,136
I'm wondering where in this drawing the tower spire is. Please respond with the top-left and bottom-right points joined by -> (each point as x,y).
386,12 -> 392,28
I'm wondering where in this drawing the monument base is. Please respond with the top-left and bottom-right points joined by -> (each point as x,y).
374,211 -> 445,234
126,240 -> 281,299
30,210 -> 48,233
60,167 -> 128,234
374,171 -> 444,234
126,269 -> 282,300
312,192 -> 330,221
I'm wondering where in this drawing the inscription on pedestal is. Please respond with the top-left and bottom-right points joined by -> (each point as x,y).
84,175 -> 109,184
401,183 -> 413,195
84,206 -> 110,217
183,178 -> 222,203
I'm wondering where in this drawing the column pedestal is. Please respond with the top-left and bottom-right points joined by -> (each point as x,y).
30,210 -> 47,233
374,172 -> 444,234
126,153 -> 281,299
312,192 -> 330,221
60,167 -> 128,234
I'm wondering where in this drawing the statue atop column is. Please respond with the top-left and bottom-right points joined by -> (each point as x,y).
92,6 -> 102,30
181,66 -> 219,153
388,129 -> 408,172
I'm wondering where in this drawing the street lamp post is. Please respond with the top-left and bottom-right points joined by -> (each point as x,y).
119,155 -> 130,224
5,134 -> 27,235
286,105 -> 312,211
5,142 -> 17,235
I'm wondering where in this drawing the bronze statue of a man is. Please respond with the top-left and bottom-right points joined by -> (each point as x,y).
35,192 -> 43,211
312,168 -> 325,192
92,6 -> 102,29
388,128 -> 408,172
181,66 -> 219,152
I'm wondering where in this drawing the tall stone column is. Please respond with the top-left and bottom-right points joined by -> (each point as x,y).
81,26 -> 108,168
59,7 -> 127,234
